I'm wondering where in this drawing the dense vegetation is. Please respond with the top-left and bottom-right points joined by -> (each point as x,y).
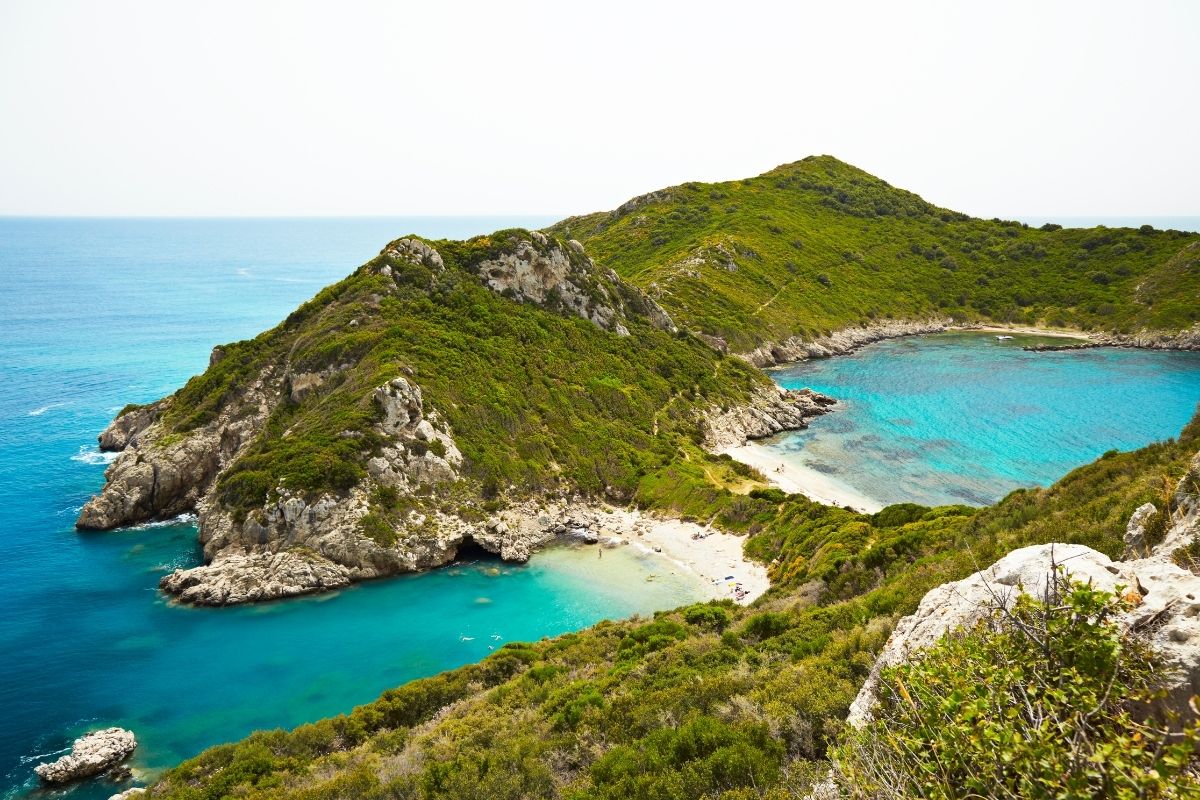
551,156 -> 1200,352
153,229 -> 768,519
836,577 -> 1198,799
132,160 -> 1200,795
145,410 -> 1200,799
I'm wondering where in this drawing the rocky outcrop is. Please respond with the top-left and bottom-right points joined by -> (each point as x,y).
98,402 -> 163,452
848,482 -> 1200,729
738,318 -> 952,367
77,363 -> 279,531
77,430 -> 222,530
35,727 -> 136,784
1123,501 -> 1159,559
464,231 -> 676,335
702,384 -> 836,449
160,551 -> 353,605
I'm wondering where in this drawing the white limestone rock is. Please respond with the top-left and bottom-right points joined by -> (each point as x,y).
34,728 -> 136,785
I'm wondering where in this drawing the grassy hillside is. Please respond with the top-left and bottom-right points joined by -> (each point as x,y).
153,229 -> 769,522
550,156 -> 1200,353
144,411 -> 1200,800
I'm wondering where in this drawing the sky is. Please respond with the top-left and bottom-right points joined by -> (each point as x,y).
0,0 -> 1197,218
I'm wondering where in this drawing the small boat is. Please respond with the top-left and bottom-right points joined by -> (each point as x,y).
995,334 -> 1014,340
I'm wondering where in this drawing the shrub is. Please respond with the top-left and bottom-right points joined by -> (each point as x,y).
834,574 -> 1199,799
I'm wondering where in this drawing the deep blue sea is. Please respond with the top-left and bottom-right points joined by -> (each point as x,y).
3,219 -> 1200,799
768,332 -> 1200,508
0,218 -> 713,799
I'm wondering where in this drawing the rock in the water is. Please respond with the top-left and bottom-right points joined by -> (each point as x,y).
34,727 -> 136,785
159,551 -> 353,606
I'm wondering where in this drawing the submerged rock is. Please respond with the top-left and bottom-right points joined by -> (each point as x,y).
34,727 -> 136,785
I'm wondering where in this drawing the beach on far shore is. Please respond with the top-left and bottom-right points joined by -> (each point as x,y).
958,324 -> 1091,340
719,443 -> 885,514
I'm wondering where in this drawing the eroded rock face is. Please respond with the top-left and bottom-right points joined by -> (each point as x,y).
702,384 -> 836,449
97,402 -> 163,452
468,232 -> 675,335
76,431 -> 222,530
847,497 -> 1200,730
739,319 -> 952,368
35,727 -> 136,784
77,365 -> 279,531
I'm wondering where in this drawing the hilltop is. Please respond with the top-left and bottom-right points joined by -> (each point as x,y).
550,155 -> 1200,361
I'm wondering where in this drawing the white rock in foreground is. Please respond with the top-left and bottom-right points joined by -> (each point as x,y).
847,462 -> 1200,729
35,727 -> 136,784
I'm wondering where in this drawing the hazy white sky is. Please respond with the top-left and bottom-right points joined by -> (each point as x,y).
1,0 -> 1196,217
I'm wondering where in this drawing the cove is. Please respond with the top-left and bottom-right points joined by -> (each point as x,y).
0,218 -> 706,799
762,332 -> 1200,509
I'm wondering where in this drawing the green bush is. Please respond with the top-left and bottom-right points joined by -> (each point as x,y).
835,575 -> 1199,799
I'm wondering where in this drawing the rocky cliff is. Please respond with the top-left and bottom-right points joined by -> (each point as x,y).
78,229 -> 826,605
847,452 -> 1200,730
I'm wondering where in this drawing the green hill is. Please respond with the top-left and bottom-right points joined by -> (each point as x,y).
550,156 -> 1200,354
78,229 -> 817,604
145,411 -> 1200,800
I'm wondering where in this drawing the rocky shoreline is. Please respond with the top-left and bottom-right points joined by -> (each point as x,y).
80,357 -> 830,608
1023,324 -> 1200,353
736,318 -> 1200,368
736,318 -> 953,368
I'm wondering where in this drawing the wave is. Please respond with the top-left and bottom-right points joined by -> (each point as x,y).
27,402 -> 66,416
128,512 -> 198,530
236,267 -> 252,277
70,446 -> 119,466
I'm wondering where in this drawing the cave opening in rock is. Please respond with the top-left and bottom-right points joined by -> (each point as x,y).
453,537 -> 501,564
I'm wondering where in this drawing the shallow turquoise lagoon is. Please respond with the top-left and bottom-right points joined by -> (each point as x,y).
767,332 -> 1200,508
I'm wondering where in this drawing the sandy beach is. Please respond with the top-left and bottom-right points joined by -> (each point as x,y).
586,507 -> 770,605
958,324 -> 1091,341
719,443 -> 884,513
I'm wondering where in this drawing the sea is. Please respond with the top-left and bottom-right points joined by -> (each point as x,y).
2,217 -> 1199,798
767,332 -> 1200,508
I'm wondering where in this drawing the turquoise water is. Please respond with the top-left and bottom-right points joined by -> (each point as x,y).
0,218 -> 711,799
767,332 -> 1200,508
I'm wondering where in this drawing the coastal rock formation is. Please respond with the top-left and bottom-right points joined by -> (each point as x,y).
109,789 -> 146,800
34,727 -> 136,784
738,318 -> 952,368
160,551 -> 353,605
702,384 -> 836,449
847,472 -> 1200,728
97,402 -> 162,451
460,231 -> 676,335
77,364 -> 279,531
